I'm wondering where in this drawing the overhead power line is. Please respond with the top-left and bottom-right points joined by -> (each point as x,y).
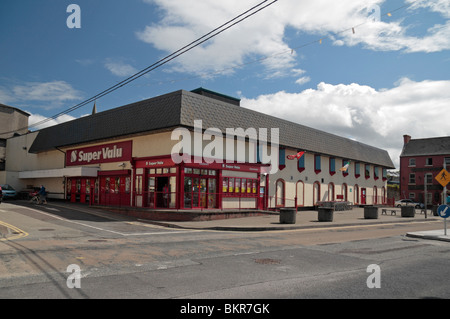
0,0 -> 278,136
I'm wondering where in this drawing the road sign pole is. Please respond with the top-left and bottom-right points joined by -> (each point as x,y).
438,205 -> 450,236
444,160 -> 447,206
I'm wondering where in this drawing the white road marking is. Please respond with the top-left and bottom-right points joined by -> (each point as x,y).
15,205 -> 195,237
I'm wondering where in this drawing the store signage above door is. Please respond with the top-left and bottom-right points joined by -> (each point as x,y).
135,157 -> 175,168
66,141 -> 132,166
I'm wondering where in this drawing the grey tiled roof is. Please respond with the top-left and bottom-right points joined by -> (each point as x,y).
400,136 -> 450,157
29,89 -> 395,168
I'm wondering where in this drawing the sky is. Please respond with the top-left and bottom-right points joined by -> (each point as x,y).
0,0 -> 449,170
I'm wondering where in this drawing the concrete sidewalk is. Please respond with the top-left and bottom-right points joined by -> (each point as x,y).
134,207 -> 441,230
34,201 -> 450,242
138,207 -> 449,242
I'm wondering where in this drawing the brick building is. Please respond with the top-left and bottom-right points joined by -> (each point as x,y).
400,135 -> 450,205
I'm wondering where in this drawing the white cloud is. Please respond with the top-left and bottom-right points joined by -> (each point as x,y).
137,0 -> 450,76
241,78 -> 450,169
27,113 -> 77,131
295,76 -> 311,85
0,81 -> 82,109
104,59 -> 138,77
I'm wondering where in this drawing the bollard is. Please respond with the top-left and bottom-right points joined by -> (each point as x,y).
318,207 -> 334,222
364,206 -> 379,219
279,208 -> 296,224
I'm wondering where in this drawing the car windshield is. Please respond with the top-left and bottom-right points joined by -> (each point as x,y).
0,185 -> 14,190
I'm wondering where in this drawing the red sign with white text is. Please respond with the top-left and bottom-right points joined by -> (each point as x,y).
66,141 -> 132,166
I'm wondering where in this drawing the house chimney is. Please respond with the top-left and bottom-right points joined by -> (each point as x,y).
403,134 -> 411,145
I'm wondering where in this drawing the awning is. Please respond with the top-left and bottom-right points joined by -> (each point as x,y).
19,167 -> 99,179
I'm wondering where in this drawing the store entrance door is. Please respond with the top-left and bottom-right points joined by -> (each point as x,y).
191,178 -> 207,209
67,178 -> 95,204
361,188 -> 367,205
258,186 -> 266,210
99,175 -> 131,206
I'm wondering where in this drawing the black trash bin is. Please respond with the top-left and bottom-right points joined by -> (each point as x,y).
401,205 -> 415,217
364,206 -> 378,219
432,205 -> 439,216
318,207 -> 334,222
280,208 -> 296,224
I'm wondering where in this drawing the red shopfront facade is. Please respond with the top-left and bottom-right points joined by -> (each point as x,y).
65,141 -> 133,206
132,155 -> 267,210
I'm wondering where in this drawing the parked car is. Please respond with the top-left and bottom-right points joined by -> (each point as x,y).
395,199 -> 424,209
0,184 -> 17,200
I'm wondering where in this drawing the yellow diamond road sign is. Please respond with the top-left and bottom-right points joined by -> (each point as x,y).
436,168 -> 450,187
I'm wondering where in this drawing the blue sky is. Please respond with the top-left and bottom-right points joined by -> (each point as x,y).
1,0 -> 449,169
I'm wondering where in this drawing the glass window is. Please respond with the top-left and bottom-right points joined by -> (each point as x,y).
365,164 -> 370,178
315,155 -> 321,172
298,154 -> 305,171
355,162 -> 360,176
276,179 -> 285,206
235,178 -> 240,193
329,158 -> 335,174
279,149 -> 285,168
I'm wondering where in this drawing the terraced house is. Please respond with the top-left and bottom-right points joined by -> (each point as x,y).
4,88 -> 395,211
400,135 -> 450,206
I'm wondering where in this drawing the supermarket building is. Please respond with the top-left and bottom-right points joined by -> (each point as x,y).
4,88 -> 395,211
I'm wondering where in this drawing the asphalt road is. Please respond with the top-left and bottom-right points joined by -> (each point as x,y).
0,201 -> 449,305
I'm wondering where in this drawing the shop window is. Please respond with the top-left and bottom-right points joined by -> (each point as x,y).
365,164 -> 370,179
355,162 -> 360,178
135,176 -> 142,195
328,183 -> 335,201
297,153 -> 305,173
279,148 -> 286,171
342,159 -> 349,177
329,158 -> 336,176
235,178 -> 241,193
314,155 -> 321,174
276,179 -> 285,207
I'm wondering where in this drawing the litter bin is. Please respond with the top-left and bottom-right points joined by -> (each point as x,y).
401,205 -> 415,217
364,206 -> 378,219
432,205 -> 438,216
318,207 -> 334,222
279,208 -> 296,224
